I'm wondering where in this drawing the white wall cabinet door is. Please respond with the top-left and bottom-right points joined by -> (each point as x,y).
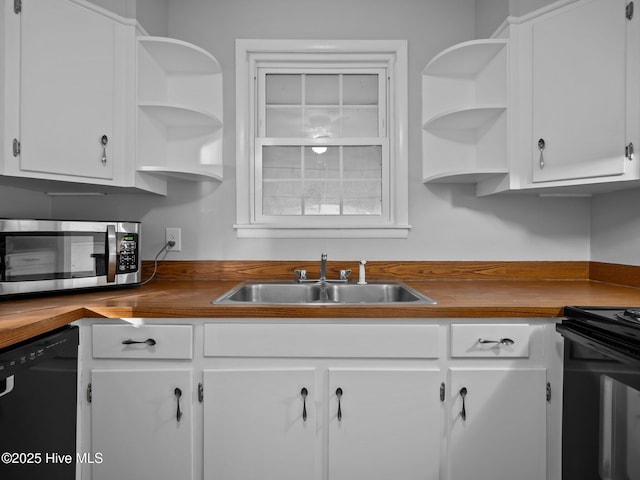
530,0 -> 628,183
328,368 -> 442,480
447,368 -> 547,480
18,0 -> 117,180
90,369 -> 194,480
203,368 -> 318,480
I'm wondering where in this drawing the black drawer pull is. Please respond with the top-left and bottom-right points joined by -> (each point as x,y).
478,338 -> 514,346
122,338 -> 156,346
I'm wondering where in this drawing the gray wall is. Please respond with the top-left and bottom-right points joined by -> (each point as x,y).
50,0 -> 591,262
590,189 -> 640,266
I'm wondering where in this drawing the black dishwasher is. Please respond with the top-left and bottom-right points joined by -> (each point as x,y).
0,325 -> 79,480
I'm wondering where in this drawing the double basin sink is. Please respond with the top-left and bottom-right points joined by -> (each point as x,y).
213,280 -> 436,305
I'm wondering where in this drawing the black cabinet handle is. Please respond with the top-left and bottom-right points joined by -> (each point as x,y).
478,337 -> 514,346
174,387 -> 183,422
122,338 -> 156,346
336,387 -> 343,421
460,387 -> 467,421
301,387 -> 308,421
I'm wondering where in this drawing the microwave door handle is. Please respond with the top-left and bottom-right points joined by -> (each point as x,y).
107,224 -> 117,283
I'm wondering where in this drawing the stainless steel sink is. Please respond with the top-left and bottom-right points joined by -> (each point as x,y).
214,282 -> 324,304
212,280 -> 436,305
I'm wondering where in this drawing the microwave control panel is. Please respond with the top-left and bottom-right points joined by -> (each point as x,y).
117,233 -> 139,273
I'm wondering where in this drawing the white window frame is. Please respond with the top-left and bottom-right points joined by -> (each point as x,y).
235,39 -> 410,238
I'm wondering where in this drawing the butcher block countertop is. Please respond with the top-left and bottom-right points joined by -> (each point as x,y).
2,260 -> 640,349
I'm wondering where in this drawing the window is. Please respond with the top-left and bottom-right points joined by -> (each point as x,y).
235,40 -> 409,238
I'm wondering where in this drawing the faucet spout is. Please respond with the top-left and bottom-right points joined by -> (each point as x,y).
320,253 -> 328,282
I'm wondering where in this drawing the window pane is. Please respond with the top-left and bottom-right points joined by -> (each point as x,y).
266,107 -> 303,137
304,107 -> 340,138
263,146 -> 301,179
343,180 -> 382,215
343,146 -> 382,179
263,181 -> 302,215
306,74 -> 339,105
305,147 -> 340,179
266,74 -> 301,105
303,180 -> 341,215
343,74 -> 378,105
341,107 -> 379,137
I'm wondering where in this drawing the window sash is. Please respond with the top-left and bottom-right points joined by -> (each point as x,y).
254,138 -> 390,226
254,66 -> 390,226
257,67 -> 387,140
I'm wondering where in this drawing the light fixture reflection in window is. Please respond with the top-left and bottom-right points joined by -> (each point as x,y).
312,134 -> 328,155
312,146 -> 328,154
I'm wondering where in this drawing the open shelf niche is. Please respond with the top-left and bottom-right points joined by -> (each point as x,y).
136,36 -> 223,182
422,39 -> 508,183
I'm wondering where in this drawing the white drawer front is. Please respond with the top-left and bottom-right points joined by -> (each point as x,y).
92,324 -> 193,359
450,323 -> 531,358
204,323 -> 440,358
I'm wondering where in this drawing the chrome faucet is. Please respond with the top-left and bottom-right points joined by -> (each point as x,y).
320,253 -> 328,282
293,253 -> 351,283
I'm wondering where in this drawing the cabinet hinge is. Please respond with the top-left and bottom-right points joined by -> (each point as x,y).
627,1 -> 634,20
198,382 -> 204,403
87,383 -> 92,403
439,382 -> 445,402
12,138 -> 20,157
626,142 -> 634,161
14,0 -> 21,14
546,382 -> 551,402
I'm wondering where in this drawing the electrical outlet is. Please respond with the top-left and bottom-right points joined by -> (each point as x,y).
165,227 -> 182,251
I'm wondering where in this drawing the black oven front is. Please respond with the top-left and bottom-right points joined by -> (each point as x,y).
557,307 -> 640,480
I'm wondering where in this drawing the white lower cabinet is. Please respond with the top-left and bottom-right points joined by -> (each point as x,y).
447,368 -> 547,480
202,367 -> 442,480
327,368 -> 442,480
90,369 -> 194,480
79,318 -> 560,480
203,368 -> 317,480
78,321 -> 195,480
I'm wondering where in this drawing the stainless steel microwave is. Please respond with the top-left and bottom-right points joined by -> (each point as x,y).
0,219 -> 141,296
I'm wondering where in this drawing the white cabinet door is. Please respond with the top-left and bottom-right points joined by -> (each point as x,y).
91,369 -> 193,480
530,0 -> 627,183
203,368 -> 318,480
448,368 -> 546,480
19,0 -> 116,180
328,368 -> 442,480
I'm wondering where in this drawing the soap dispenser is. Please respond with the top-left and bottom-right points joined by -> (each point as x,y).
357,260 -> 367,285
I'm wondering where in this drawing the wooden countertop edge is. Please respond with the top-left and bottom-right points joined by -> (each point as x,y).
0,307 -> 102,348
0,303 -> 566,350
1,260 -> 639,350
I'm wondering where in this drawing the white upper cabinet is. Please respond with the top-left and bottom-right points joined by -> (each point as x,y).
422,39 -> 509,184
0,0 -> 223,195
21,0 -> 116,180
2,0 -> 126,185
525,0 -> 634,186
423,0 -> 640,195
